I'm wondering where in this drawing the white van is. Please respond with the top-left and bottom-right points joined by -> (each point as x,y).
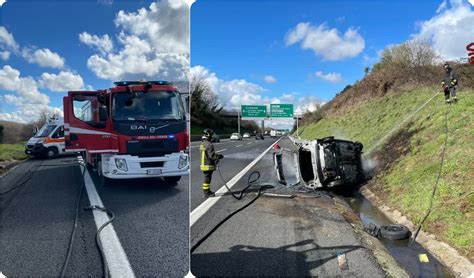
25,117 -> 74,158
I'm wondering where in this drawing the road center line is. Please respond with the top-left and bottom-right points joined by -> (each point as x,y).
190,138 -> 281,227
247,142 -> 252,145
80,156 -> 135,277
216,149 -> 227,153
235,144 -> 243,147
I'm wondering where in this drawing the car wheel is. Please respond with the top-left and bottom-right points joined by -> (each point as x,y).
380,224 -> 410,240
164,176 -> 181,183
45,147 -> 58,159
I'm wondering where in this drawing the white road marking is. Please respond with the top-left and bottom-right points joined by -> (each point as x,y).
80,156 -> 135,277
216,149 -> 227,153
190,138 -> 281,227
235,144 -> 243,148
247,142 -> 252,145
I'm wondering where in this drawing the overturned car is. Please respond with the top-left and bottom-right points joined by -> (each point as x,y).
293,136 -> 365,189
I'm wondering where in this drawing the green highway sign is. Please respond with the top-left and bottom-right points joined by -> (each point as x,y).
241,105 -> 267,119
270,104 -> 293,118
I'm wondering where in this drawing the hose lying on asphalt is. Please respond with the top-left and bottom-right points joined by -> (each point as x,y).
216,166 -> 266,200
2,158 -> 114,278
84,205 -> 116,278
191,170 -> 273,253
0,161 -> 80,195
60,162 -> 86,278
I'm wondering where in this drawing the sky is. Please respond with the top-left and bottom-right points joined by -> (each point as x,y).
191,0 -> 474,129
1,0 -> 473,127
0,0 -> 189,123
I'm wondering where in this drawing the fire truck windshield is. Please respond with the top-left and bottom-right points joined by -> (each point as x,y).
35,124 -> 57,137
113,91 -> 183,121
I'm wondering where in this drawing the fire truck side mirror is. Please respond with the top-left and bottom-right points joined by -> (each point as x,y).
99,106 -> 108,121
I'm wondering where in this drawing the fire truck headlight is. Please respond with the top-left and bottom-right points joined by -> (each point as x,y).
114,158 -> 128,172
178,155 -> 188,169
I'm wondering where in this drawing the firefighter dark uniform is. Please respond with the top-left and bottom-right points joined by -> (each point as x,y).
200,129 -> 223,197
442,63 -> 458,103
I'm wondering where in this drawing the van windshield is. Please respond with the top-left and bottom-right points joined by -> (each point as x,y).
35,125 -> 56,138
113,91 -> 183,121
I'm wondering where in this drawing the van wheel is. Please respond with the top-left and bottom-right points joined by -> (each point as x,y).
380,224 -> 410,240
164,176 -> 181,184
45,147 -> 58,159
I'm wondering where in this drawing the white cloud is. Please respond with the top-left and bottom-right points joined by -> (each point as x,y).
23,48 -> 65,68
114,0 -> 189,54
0,26 -> 66,69
0,65 -> 49,105
79,32 -> 114,55
0,26 -> 19,50
0,65 -> 69,123
285,22 -> 365,61
191,66 -> 264,110
263,75 -> 277,83
39,71 -> 84,92
0,50 -> 10,60
469,0 -> 474,6
414,0 -> 474,60
315,71 -> 342,83
0,104 -> 63,123
83,0 -> 189,81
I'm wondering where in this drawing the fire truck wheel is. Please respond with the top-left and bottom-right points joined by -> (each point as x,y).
45,147 -> 58,159
97,162 -> 112,186
164,176 -> 181,183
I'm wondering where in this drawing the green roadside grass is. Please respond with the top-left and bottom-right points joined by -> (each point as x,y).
299,88 -> 474,259
0,141 -> 28,161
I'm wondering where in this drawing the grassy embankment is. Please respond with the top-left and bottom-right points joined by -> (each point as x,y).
299,88 -> 474,259
0,142 -> 27,161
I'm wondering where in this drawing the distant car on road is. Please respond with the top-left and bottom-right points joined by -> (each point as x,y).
243,133 -> 250,138
202,133 -> 220,143
230,133 -> 243,140
255,133 -> 264,140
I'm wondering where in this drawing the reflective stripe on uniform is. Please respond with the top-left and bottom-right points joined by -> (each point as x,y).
200,143 -> 215,171
202,183 -> 210,190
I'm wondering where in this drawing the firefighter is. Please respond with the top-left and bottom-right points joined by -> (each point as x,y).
441,62 -> 458,103
200,129 -> 223,197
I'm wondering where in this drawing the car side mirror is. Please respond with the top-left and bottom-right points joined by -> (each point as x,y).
99,106 -> 108,121
33,125 -> 38,135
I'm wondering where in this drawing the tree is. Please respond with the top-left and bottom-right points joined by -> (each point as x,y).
0,125 -> 4,143
364,67 -> 370,76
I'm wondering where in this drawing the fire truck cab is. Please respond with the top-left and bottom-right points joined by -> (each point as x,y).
63,81 -> 189,183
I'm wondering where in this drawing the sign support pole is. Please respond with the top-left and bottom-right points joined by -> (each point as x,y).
296,115 -> 299,138
238,110 -> 240,134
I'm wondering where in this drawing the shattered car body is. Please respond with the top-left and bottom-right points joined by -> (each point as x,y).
293,136 -> 365,189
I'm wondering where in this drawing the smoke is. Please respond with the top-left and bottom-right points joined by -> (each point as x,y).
362,158 -> 378,178
333,130 -> 350,141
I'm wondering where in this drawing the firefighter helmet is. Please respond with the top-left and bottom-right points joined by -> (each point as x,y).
203,128 -> 214,140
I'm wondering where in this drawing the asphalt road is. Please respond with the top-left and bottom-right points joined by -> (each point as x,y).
190,137 -> 387,276
189,136 -> 278,210
0,154 -> 189,277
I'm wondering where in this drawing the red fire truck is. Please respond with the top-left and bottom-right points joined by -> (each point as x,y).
63,81 -> 189,184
